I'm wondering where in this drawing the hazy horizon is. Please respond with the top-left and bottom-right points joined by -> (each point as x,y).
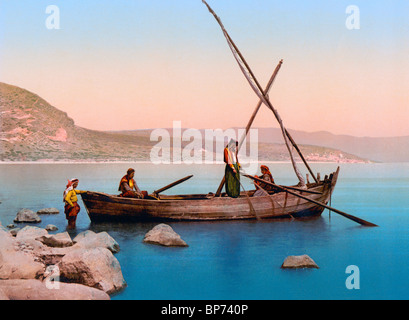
1,1 -> 408,138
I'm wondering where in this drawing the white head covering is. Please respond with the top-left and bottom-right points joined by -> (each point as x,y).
63,178 -> 78,202
227,139 -> 237,151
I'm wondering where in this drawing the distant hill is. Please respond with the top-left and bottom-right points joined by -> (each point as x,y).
0,82 -> 153,161
0,82 -> 391,163
254,128 -> 409,163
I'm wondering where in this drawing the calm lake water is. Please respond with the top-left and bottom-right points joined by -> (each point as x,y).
1,162 -> 409,300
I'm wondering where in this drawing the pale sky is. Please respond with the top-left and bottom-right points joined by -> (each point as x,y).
1,0 -> 408,137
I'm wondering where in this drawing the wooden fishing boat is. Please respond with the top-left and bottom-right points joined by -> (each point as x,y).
80,2 -> 377,227
81,167 -> 339,222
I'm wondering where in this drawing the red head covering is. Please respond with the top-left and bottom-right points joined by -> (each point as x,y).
66,178 -> 79,188
260,165 -> 273,181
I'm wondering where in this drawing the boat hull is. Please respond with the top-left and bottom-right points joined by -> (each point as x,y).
81,168 -> 339,222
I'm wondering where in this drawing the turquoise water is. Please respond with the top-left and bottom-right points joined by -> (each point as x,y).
1,162 -> 408,300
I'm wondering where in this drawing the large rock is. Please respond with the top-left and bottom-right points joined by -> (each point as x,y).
0,288 -> 9,300
0,279 -> 109,300
36,232 -> 73,248
1,226 -> 126,297
73,230 -> 120,253
58,247 -> 126,294
14,209 -> 41,223
143,224 -> 188,247
0,229 -> 45,280
36,208 -> 59,215
16,226 -> 48,241
281,255 -> 319,269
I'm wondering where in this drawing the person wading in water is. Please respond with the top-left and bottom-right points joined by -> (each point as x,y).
63,178 -> 87,229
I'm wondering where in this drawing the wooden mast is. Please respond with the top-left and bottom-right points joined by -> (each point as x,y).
215,59 -> 284,196
202,0 -> 307,186
237,59 -> 283,150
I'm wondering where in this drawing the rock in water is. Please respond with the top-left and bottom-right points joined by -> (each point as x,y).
37,208 -> 59,215
281,255 -> 319,269
45,224 -> 58,231
14,209 -> 41,223
143,224 -> 188,247
73,230 -> 120,253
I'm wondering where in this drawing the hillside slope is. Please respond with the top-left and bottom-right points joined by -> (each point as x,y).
0,82 -> 370,163
0,82 -> 153,161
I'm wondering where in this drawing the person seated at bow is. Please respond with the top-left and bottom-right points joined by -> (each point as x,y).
118,168 -> 145,198
253,165 -> 275,197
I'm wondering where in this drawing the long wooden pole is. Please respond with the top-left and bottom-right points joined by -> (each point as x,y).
202,0 -> 306,186
215,60 -> 284,196
238,59 -> 283,150
152,175 -> 193,196
284,129 -> 318,183
244,174 -> 378,227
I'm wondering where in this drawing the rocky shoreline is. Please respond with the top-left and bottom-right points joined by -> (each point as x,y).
0,208 -> 189,300
0,224 -> 125,300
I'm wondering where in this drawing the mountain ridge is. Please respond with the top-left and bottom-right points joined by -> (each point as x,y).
1,82 -> 404,163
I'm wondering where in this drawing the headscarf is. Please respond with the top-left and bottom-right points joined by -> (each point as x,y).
227,139 -> 237,151
63,178 -> 79,202
260,165 -> 273,182
225,139 -> 238,165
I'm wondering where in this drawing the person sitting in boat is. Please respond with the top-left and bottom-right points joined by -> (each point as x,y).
253,165 -> 275,197
224,139 -> 241,198
63,178 -> 87,229
119,168 -> 145,198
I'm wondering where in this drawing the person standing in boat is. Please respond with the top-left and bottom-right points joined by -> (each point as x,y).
119,168 -> 145,198
253,165 -> 275,197
224,139 -> 241,198
63,178 -> 87,229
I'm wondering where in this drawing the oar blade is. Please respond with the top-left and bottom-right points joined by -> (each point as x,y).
243,174 -> 378,227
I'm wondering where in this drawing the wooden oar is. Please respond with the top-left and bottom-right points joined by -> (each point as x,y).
253,181 -> 284,210
243,174 -> 378,227
151,175 -> 193,197
276,184 -> 322,195
235,175 -> 260,220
